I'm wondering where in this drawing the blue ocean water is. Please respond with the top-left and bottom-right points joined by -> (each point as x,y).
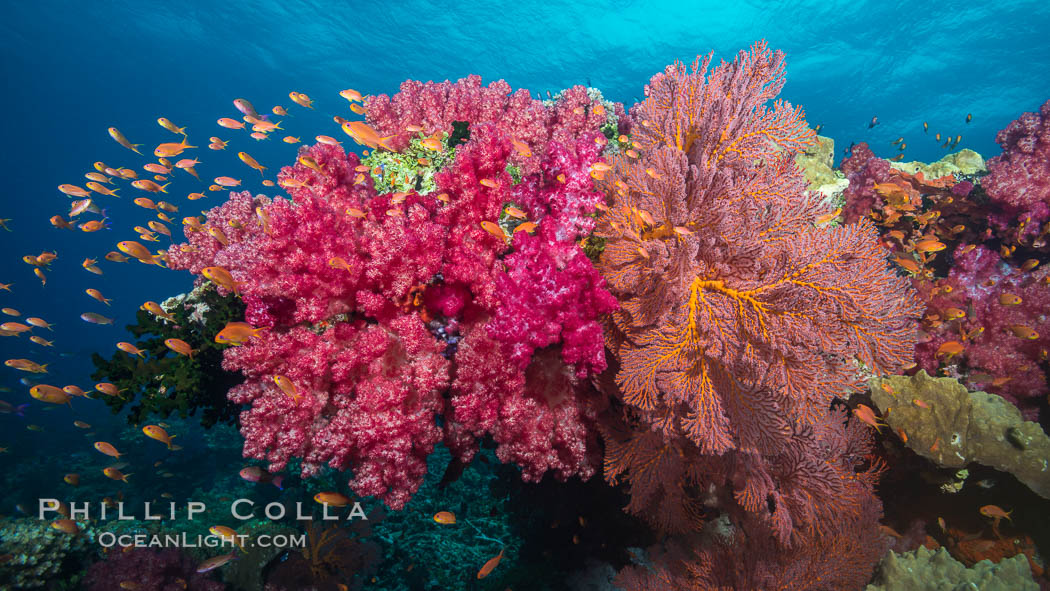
1,1 -> 1049,587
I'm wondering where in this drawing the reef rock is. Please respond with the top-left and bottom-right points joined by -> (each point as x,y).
870,371 -> 1050,499
795,134 -> 848,198
865,545 -> 1037,591
889,148 -> 987,179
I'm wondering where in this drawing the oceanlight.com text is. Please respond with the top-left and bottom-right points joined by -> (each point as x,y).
97,532 -> 307,550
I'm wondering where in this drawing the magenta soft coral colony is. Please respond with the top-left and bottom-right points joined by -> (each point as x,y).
168,41 -> 920,586
168,74 -> 623,509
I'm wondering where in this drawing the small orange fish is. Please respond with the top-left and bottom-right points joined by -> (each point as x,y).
237,150 -> 266,173
116,342 -> 144,357
511,138 -> 532,157
479,178 -> 498,189
894,257 -> 921,274
914,239 -> 946,253
214,322 -> 265,346
513,221 -> 537,234
897,428 -> 908,443
289,91 -> 314,109
942,307 -> 966,321
339,88 -> 363,102
217,118 -> 245,129
979,504 -> 1011,522
477,549 -> 504,579
108,127 -> 142,154
164,338 -> 195,358
202,266 -> 239,293
815,208 -> 842,225
84,288 -> 111,305
64,473 -> 80,486
214,176 -> 241,187
852,404 -> 885,433
912,398 -> 931,409
154,137 -> 196,158
998,293 -> 1022,306
420,137 -> 443,151
273,375 -> 298,401
1008,325 -> 1039,339
103,467 -> 131,482
94,441 -> 122,458
143,425 -> 177,449
50,519 -> 79,534
96,382 -> 121,397
935,340 -> 963,359
313,492 -> 351,506
480,221 -> 506,241
142,301 -> 175,321
433,511 -> 456,524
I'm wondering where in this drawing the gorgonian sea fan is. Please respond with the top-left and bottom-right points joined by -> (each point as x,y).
596,41 -> 921,457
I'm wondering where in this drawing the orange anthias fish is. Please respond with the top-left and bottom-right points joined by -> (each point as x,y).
51,519 -> 79,534
103,467 -> 131,482
852,404 -> 885,433
86,288 -> 111,305
131,179 -> 169,193
214,322 -> 265,346
5,358 -> 48,373
313,492 -> 351,506
197,552 -> 238,573
341,121 -> 394,151
95,382 -> 122,397
142,301 -> 175,322
154,137 -> 197,158
30,384 -> 71,405
935,340 -> 964,359
94,441 -> 122,458
108,127 -> 142,154
143,425 -> 177,449
164,338 -> 196,358
480,221 -> 507,241
1008,325 -> 1039,340
289,91 -> 314,109
999,293 -> 1022,306
339,88 -> 363,103
433,511 -> 456,524
477,549 -> 505,579
202,266 -> 240,294
273,375 -> 299,401
238,152 -> 266,175
118,240 -> 162,265
979,504 -> 1012,522
214,176 -> 241,187
116,342 -> 145,357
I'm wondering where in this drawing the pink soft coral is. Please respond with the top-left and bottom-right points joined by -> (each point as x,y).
169,86 -> 616,509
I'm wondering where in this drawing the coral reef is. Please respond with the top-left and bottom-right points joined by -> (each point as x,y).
913,244 -> 1050,418
984,99 -> 1050,238
91,282 -> 245,427
83,547 -> 226,591
166,77 -> 621,509
864,545 -> 1038,591
592,41 -> 918,589
870,371 -> 1050,499
794,134 -> 848,199
0,518 -> 94,590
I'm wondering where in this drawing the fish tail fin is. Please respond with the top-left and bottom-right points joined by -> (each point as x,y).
132,145 -> 143,155
159,183 -> 170,193
41,364 -> 49,373
123,473 -> 132,482
274,121 -> 283,130
272,475 -> 284,490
